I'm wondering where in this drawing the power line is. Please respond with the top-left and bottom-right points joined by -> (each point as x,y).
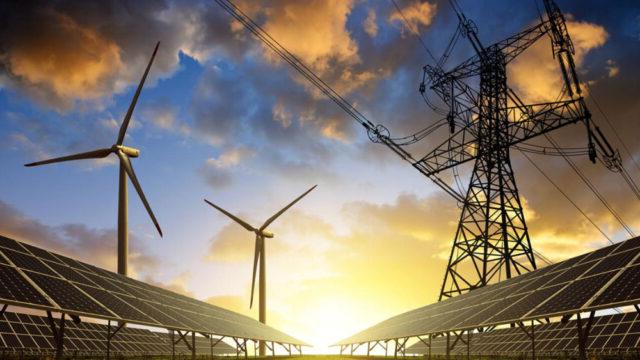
519,150 -> 614,244
390,0 -> 558,268
545,134 -> 636,238
389,0 -> 439,64
585,81 -> 640,177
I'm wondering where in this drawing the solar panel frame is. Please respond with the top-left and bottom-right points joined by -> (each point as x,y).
337,236 -> 640,345
405,312 -> 640,356
0,235 -> 308,346
0,311 -> 237,357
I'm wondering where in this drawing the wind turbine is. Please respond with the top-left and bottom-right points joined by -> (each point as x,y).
204,184 -> 316,356
25,42 -> 163,277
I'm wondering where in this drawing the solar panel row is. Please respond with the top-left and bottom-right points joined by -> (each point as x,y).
0,311 -> 236,357
0,235 -> 305,346
405,312 -> 640,356
337,236 -> 640,345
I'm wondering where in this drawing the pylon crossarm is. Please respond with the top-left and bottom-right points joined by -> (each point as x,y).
376,136 -> 466,203
504,98 -> 589,143
430,20 -> 550,85
0,304 -> 7,317
415,98 -> 589,177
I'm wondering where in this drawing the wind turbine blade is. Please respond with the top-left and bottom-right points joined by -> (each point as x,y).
116,41 -> 160,145
117,151 -> 163,237
203,199 -> 257,232
25,148 -> 112,167
259,185 -> 317,231
249,236 -> 261,309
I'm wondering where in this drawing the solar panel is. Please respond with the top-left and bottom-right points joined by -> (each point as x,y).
26,271 -> 113,317
405,312 -> 640,356
0,235 -> 306,347
0,311 -> 235,357
0,265 -> 50,307
592,264 -> 640,307
337,236 -> 640,346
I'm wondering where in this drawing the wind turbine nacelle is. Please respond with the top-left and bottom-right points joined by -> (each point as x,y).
115,145 -> 140,158
260,230 -> 274,238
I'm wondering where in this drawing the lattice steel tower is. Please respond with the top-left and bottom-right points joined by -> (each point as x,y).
413,0 -> 613,299
216,0 -> 625,303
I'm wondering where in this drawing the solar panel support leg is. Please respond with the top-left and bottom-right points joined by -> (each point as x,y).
446,332 -> 450,360
517,321 -> 535,360
192,331 -> 196,360
394,339 -> 398,359
171,330 -> 176,360
466,330 -> 470,360
46,311 -> 66,360
576,311 -> 595,360
106,319 -> 125,360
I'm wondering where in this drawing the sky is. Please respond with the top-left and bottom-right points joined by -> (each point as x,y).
0,0 -> 639,353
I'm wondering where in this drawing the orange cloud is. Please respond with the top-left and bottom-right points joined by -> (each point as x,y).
260,0 -> 359,73
388,0 -> 437,36
2,10 -> 123,110
364,9 -> 378,37
144,272 -> 195,297
508,20 -> 608,103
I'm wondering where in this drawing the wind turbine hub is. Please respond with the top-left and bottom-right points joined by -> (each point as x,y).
114,145 -> 140,158
259,230 -> 274,238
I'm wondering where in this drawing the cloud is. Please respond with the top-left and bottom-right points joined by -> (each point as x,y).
206,147 -> 255,169
199,146 -> 255,188
364,9 -> 378,38
388,0 -> 437,36
0,200 -> 159,277
508,19 -> 608,103
141,100 -> 178,130
207,219 -> 291,262
144,271 -> 194,297
0,6 -> 124,111
0,0 -> 243,112
205,295 -> 250,316
605,59 -> 619,78
253,0 -> 360,74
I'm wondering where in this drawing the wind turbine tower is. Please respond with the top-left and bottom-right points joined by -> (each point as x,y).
25,42 -> 163,276
204,185 -> 316,356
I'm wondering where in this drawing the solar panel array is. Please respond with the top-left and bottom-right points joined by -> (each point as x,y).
0,311 -> 235,357
405,312 -> 640,356
337,236 -> 640,345
0,235 -> 305,346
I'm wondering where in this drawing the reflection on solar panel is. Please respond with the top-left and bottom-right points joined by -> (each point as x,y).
0,235 -> 306,357
337,235 -> 640,359
0,311 -> 235,357
405,312 -> 640,357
